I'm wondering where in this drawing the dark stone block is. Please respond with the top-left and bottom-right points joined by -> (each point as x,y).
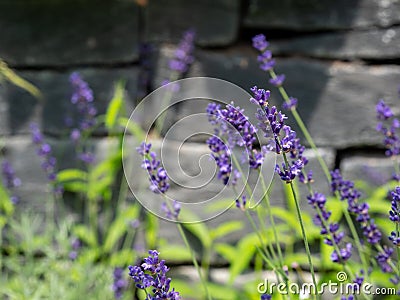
152,45 -> 400,148
1,68 -> 139,136
271,26 -> 400,60
244,0 -> 400,30
144,0 -> 240,46
0,0 -> 139,67
341,155 -> 396,187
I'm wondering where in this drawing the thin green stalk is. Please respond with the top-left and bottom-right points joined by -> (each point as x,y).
176,223 -> 212,300
288,181 -> 318,294
268,69 -> 370,278
258,170 -> 285,266
245,211 -> 289,282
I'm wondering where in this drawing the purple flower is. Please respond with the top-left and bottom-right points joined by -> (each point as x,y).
235,195 -> 247,211
375,99 -> 399,157
250,87 -> 307,183
137,143 -> 170,194
112,267 -> 128,299
30,123 -> 63,195
206,102 -> 265,176
252,34 -> 269,51
331,169 -> 382,245
376,99 -> 394,120
331,243 -> 352,263
69,73 -> 98,164
261,294 -> 272,300
376,246 -> 394,273
1,160 -> 21,204
269,74 -> 285,87
167,29 -> 195,75
68,237 -> 81,261
282,97 -> 298,110
161,200 -> 181,220
128,250 -> 180,300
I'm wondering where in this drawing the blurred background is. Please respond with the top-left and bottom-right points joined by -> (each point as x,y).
0,0 -> 400,298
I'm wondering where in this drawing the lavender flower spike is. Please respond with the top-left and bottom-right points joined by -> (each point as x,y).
112,267 -> 128,299
1,160 -> 21,204
128,250 -> 180,300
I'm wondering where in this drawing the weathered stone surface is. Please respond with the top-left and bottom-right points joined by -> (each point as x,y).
270,26 -> 400,60
0,68 -> 139,136
341,154 -> 395,187
153,45 -> 400,148
244,0 -> 400,30
2,137 -> 128,214
0,0 -> 139,67
144,0 -> 240,46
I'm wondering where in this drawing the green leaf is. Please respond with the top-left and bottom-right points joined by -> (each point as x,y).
119,117 -> 145,141
105,81 -> 125,131
62,181 -> 87,193
73,225 -> 97,247
214,243 -> 237,263
210,221 -> 244,241
181,210 -> 212,249
57,169 -> 88,182
103,205 -> 139,252
158,245 -> 192,262
0,183 -> 14,216
0,59 -> 42,99
229,233 -> 258,284
204,283 -> 238,300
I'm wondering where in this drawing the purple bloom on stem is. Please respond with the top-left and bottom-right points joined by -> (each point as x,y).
252,34 -> 269,51
375,99 -> 399,157
167,29 -> 195,76
376,246 -> 394,273
112,267 -> 128,299
161,200 -> 181,220
1,160 -> 21,204
376,99 -> 394,120
282,97 -> 298,110
261,294 -> 272,300
331,243 -> 352,263
331,169 -> 382,245
269,74 -> 285,87
235,195 -> 247,211
128,250 -> 180,300
30,123 -> 63,195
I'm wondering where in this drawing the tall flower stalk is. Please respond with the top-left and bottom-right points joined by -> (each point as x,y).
252,34 -> 372,279
136,142 -> 211,300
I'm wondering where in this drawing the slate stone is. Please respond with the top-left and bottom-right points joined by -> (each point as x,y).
244,0 -> 400,30
341,154 -> 396,187
152,45 -> 400,148
144,0 -> 240,46
2,136 -> 128,215
0,0 -> 139,67
0,68 -> 139,136
270,26 -> 400,60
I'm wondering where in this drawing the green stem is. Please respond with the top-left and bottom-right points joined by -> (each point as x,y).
176,223 -> 212,300
288,180 -> 318,299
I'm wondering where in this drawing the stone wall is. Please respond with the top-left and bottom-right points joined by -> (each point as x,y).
1,0 -> 400,258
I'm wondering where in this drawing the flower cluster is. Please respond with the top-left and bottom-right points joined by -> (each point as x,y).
69,72 -> 97,164
112,267 -> 128,299
137,142 -> 170,194
389,187 -> 400,246
68,237 -> 81,261
206,101 -> 264,189
307,192 -> 351,263
331,169 -> 382,245
375,99 -> 399,157
250,86 -> 307,183
1,160 -> 21,204
136,142 -> 180,219
30,123 -> 63,195
128,250 -> 180,300
168,29 -> 195,75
